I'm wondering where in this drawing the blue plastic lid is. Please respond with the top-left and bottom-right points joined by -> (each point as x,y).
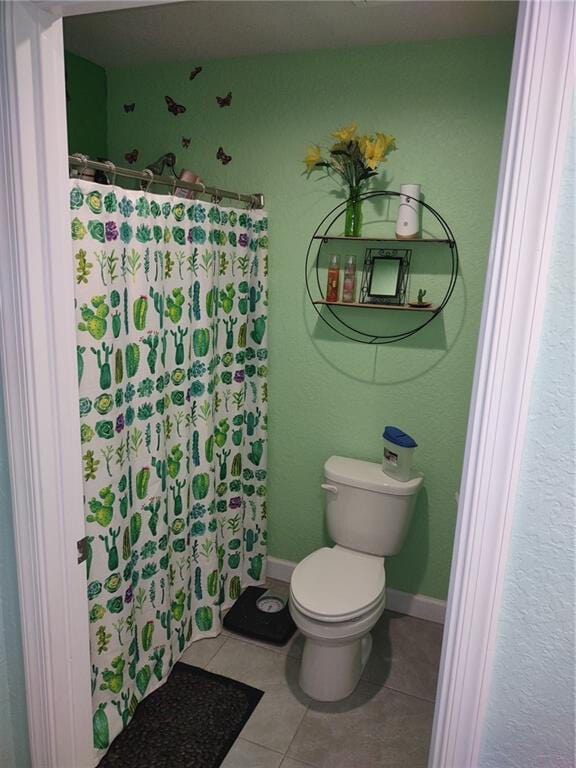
382,426 -> 417,448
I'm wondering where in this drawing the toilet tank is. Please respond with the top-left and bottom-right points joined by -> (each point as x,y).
323,456 -> 423,557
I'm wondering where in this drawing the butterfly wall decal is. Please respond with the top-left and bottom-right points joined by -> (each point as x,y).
216,146 -> 232,165
165,96 -> 186,116
123,103 -> 135,113
216,91 -> 232,108
181,137 -> 191,148
125,149 -> 139,164
189,66 -> 203,81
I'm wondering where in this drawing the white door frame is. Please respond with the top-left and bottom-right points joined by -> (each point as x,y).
0,2 -> 573,767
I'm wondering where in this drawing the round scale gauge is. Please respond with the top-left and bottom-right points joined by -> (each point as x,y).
256,592 -> 286,614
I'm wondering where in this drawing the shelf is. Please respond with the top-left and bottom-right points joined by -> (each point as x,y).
314,235 -> 453,244
313,300 -> 437,312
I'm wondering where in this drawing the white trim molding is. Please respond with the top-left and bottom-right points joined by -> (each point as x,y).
267,556 -> 446,624
429,3 -> 575,768
0,3 -> 93,766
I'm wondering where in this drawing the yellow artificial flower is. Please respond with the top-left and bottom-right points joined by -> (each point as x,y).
375,132 -> 397,157
331,123 -> 358,143
304,145 -> 323,172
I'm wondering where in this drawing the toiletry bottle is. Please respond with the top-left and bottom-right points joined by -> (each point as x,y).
341,256 -> 356,303
326,254 -> 340,302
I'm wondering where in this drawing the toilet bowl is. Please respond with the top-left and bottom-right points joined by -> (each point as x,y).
289,456 -> 423,702
289,545 -> 386,701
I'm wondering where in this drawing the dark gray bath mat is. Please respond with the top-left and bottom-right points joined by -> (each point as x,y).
97,662 -> 264,768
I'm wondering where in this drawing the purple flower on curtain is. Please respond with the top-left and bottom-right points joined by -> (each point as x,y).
105,222 -> 118,241
229,497 -> 242,509
239,233 -> 249,247
125,586 -> 133,604
115,414 -> 125,433
234,370 -> 245,383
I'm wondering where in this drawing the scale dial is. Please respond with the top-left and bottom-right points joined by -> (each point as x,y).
256,592 -> 286,614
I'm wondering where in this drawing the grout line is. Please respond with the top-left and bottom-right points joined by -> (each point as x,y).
237,735 -> 286,757
283,701 -> 312,765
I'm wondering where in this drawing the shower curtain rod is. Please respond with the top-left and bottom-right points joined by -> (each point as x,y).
68,154 -> 265,209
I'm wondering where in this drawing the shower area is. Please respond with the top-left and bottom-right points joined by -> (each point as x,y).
71,159 -> 269,759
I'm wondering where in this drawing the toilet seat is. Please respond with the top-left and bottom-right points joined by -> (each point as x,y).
290,546 -> 385,623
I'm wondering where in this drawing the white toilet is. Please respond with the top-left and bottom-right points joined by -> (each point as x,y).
289,455 -> 423,702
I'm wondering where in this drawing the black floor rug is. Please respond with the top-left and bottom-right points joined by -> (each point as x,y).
97,662 -> 264,768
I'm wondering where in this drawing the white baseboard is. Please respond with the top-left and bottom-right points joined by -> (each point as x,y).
267,555 -> 446,625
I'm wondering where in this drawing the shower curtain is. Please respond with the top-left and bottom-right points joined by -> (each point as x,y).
71,180 -> 268,760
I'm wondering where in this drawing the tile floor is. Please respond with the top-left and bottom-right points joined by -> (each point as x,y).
179,580 -> 443,768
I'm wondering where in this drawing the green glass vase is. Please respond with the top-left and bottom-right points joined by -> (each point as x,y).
344,187 -> 363,237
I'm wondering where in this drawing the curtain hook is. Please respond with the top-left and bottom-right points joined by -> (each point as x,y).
104,160 -> 117,186
171,174 -> 178,196
197,181 -> 206,197
141,168 -> 154,193
211,190 -> 222,205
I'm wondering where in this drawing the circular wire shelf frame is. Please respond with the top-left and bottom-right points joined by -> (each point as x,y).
305,190 -> 459,344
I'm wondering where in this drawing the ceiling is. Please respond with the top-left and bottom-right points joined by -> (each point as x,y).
63,0 -> 517,68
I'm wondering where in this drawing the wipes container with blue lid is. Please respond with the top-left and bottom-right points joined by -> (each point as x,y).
382,426 -> 417,481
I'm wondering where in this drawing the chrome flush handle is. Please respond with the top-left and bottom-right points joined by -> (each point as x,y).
321,484 -> 338,494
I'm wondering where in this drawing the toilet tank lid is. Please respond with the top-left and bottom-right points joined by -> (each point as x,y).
324,456 -> 423,495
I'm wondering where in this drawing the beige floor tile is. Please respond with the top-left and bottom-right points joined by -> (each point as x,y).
179,634 -> 227,669
362,610 -> 443,701
280,758 -> 315,767
207,637 -> 310,753
220,738 -> 284,768
287,681 -> 434,768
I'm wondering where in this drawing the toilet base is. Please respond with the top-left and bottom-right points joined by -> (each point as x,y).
299,632 -> 373,702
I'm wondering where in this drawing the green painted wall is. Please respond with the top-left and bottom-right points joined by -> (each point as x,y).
65,51 -> 108,157
96,37 -> 512,600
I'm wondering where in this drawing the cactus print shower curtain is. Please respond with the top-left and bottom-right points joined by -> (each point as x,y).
71,180 -> 268,762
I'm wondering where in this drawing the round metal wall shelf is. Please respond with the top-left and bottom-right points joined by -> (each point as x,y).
305,190 -> 459,344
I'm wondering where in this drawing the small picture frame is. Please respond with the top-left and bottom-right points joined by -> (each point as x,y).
359,248 -> 412,305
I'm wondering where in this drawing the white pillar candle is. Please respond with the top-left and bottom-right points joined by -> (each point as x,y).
395,183 -> 421,239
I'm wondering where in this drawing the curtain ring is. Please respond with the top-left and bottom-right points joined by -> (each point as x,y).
71,153 -> 89,176
197,181 -> 206,196
141,168 -> 154,193
171,175 -> 178,196
249,195 -> 257,210
104,160 -> 117,186
211,190 -> 222,204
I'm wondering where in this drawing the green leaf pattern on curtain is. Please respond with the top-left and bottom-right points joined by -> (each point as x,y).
71,180 -> 268,761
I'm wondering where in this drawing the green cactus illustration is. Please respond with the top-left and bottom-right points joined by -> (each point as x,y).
91,342 -> 113,390
244,524 -> 261,552
219,283 -> 235,314
217,448 -> 231,481
249,281 -> 263,312
77,345 -> 86,384
133,296 -> 148,330
247,554 -> 263,581
99,526 -> 120,570
170,326 -> 188,365
167,445 -> 183,479
222,316 -> 238,349
87,486 -> 115,527
142,332 -> 159,373
248,439 -> 264,466
100,655 -> 125,694
165,287 -> 185,324
192,281 -> 201,320
251,315 -> 267,344
149,287 -> 164,329
245,407 -> 261,437
78,296 -> 109,340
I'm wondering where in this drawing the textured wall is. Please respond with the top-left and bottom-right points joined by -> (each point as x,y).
65,50 -> 108,158
101,37 -> 514,600
0,368 -> 30,767
479,102 -> 575,767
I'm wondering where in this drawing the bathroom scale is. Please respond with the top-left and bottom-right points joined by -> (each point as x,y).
223,586 -> 297,646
